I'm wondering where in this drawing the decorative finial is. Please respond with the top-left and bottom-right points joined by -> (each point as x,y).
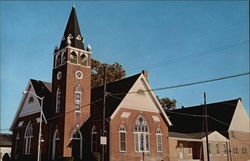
67,36 -> 71,46
87,44 -> 92,51
72,0 -> 76,8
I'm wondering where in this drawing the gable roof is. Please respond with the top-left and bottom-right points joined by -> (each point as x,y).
166,98 -> 240,134
89,73 -> 141,121
10,79 -> 51,130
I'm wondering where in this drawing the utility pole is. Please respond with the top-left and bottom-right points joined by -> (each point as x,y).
204,92 -> 210,161
102,66 -> 107,161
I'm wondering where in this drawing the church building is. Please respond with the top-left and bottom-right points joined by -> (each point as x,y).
10,7 -> 172,161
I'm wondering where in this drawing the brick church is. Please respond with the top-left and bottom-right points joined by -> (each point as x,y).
10,7 -> 172,161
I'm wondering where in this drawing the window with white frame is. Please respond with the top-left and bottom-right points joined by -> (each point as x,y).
72,129 -> 82,160
70,52 -> 77,64
52,130 -> 60,160
56,87 -> 61,113
208,143 -> 212,155
80,54 -> 87,66
188,143 -> 192,155
74,87 -> 82,111
156,128 -> 163,152
216,143 -> 220,155
61,52 -> 66,64
134,115 -> 150,152
119,125 -> 126,152
223,143 -> 228,155
233,147 -> 238,155
24,122 -> 33,154
91,126 -> 98,152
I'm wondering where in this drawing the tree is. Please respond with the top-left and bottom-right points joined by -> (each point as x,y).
157,96 -> 176,110
91,58 -> 177,110
91,58 -> 126,88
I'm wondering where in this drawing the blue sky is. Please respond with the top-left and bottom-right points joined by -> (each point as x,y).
0,1 -> 249,133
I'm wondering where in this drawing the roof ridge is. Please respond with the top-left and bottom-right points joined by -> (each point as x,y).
91,73 -> 142,90
175,98 -> 239,110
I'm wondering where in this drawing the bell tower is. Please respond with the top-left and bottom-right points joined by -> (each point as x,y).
50,6 -> 91,159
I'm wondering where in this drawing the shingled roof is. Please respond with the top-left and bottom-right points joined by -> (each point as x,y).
166,99 -> 240,134
0,133 -> 12,147
89,73 -> 141,121
60,7 -> 84,50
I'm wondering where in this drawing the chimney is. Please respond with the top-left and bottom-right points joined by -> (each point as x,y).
142,70 -> 148,82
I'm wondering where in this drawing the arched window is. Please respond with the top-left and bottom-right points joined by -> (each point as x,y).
80,54 -> 87,66
56,88 -> 61,113
91,126 -> 98,152
74,87 -> 82,111
52,130 -> 60,160
119,125 -> 126,152
61,52 -> 66,64
70,52 -> 77,64
156,128 -> 163,152
24,121 -> 33,154
56,54 -> 61,67
134,115 -> 150,152
28,97 -> 34,104
72,129 -> 82,160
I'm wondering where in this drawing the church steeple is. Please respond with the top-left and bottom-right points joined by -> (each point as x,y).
60,7 -> 85,50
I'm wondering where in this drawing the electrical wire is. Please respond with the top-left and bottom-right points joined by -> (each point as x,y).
111,72 -> 250,96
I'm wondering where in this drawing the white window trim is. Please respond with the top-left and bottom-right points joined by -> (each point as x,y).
208,143 -> 212,156
56,87 -> 61,113
223,143 -> 228,156
134,115 -> 150,153
156,128 -> 163,153
216,143 -> 220,156
52,129 -> 60,160
74,86 -> 82,112
91,126 -> 97,152
71,129 -> 83,160
24,121 -> 33,155
119,125 -> 127,153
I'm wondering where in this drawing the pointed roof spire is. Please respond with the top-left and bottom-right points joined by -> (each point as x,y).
60,7 -> 85,50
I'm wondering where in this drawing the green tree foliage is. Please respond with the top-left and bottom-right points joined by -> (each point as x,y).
157,96 -> 176,110
91,58 -> 126,88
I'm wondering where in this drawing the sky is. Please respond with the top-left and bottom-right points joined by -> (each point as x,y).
0,1 -> 249,133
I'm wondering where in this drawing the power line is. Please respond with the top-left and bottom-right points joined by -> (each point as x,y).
3,97 -> 104,132
111,72 -> 250,96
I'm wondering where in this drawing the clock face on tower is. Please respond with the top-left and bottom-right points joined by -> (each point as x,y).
57,71 -> 62,80
75,71 -> 83,79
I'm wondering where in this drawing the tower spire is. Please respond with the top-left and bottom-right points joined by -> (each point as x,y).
60,7 -> 84,50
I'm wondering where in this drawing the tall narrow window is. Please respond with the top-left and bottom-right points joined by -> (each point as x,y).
119,125 -> 126,152
91,126 -> 97,152
156,128 -> 163,152
72,129 -> 82,160
223,143 -> 228,155
134,115 -> 150,152
61,52 -> 66,64
56,88 -> 61,113
70,52 -> 77,64
74,87 -> 82,111
56,54 -> 61,67
216,144 -> 220,155
80,54 -> 87,66
188,143 -> 192,155
24,121 -> 33,154
52,130 -> 60,160
208,143 -> 212,155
